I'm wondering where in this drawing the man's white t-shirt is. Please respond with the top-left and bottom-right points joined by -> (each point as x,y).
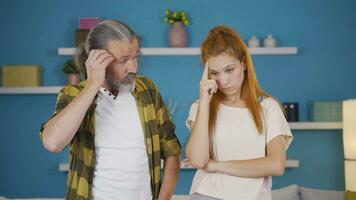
92,87 -> 152,200
186,97 -> 293,200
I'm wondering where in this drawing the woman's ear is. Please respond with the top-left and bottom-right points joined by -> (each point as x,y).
241,62 -> 247,71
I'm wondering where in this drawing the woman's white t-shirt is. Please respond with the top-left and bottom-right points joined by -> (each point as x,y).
186,97 -> 293,200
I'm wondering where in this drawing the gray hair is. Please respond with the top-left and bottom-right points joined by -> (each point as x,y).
75,19 -> 138,79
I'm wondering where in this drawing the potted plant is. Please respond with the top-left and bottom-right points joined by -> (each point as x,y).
164,9 -> 190,47
62,59 -> 80,85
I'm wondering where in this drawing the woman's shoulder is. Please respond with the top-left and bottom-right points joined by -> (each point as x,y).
260,96 -> 281,110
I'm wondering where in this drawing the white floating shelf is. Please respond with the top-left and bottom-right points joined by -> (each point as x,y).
289,122 -> 342,130
0,88 -> 342,132
286,159 -> 300,168
59,159 -> 299,172
0,86 -> 62,94
58,47 -> 298,56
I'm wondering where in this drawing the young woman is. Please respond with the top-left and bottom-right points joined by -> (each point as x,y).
185,25 -> 293,200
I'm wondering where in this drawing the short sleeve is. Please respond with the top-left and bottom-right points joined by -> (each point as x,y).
38,86 -> 75,142
151,81 -> 181,159
262,97 -> 293,149
185,101 -> 199,130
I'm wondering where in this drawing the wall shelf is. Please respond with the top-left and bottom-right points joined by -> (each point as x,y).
0,87 -> 344,132
0,86 -> 62,94
289,122 -> 342,130
58,159 -> 299,172
58,47 -> 298,56
0,87 -> 345,132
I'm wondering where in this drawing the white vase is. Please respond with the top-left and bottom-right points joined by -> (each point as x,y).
264,34 -> 276,47
248,36 -> 260,47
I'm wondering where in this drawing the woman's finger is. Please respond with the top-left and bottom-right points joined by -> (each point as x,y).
201,62 -> 209,81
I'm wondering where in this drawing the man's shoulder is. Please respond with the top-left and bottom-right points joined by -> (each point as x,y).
59,81 -> 86,97
135,74 -> 157,90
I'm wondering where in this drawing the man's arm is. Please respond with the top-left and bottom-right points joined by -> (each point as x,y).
41,49 -> 114,153
158,155 -> 180,200
41,85 -> 99,153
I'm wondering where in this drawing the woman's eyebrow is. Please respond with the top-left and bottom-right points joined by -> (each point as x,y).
224,64 -> 235,69
209,64 -> 235,72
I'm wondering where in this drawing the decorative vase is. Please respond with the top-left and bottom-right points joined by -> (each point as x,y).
248,36 -> 260,47
169,21 -> 187,47
264,34 -> 277,47
66,74 -> 80,85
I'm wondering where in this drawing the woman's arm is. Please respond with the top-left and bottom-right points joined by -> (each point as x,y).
185,63 -> 217,168
185,102 -> 211,168
204,135 -> 288,177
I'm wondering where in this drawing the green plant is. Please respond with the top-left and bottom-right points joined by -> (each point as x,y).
62,59 -> 79,74
164,9 -> 190,26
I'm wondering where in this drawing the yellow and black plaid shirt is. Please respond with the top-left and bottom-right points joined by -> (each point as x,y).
40,75 -> 181,200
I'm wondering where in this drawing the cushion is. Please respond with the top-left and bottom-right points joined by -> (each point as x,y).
172,195 -> 190,200
272,184 -> 299,200
300,186 -> 344,200
346,190 -> 356,200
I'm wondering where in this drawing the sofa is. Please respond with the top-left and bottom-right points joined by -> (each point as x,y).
272,184 -> 345,200
1,185 -> 353,200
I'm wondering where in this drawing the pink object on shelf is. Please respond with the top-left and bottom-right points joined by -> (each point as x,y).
79,17 -> 101,30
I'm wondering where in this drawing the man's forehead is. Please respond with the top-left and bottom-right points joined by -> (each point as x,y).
107,39 -> 139,58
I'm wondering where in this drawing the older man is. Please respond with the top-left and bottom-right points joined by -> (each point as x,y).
40,19 -> 181,200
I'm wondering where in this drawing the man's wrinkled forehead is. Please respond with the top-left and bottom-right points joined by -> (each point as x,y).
107,38 -> 139,59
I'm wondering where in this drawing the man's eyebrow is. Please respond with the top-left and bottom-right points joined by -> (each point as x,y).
119,50 -> 141,59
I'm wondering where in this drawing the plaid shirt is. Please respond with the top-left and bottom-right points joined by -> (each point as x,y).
40,75 -> 181,200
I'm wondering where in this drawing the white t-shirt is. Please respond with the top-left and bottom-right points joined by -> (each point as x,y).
186,97 -> 293,200
92,87 -> 152,200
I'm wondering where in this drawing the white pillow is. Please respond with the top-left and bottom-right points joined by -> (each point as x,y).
171,195 -> 190,200
299,187 -> 344,200
272,184 -> 300,200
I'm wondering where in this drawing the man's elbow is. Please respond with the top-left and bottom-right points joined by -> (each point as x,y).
42,134 -> 63,153
172,156 -> 181,171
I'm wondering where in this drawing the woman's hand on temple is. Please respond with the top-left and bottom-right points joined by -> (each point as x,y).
199,62 -> 217,103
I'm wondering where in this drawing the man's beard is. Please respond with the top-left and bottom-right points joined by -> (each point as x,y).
106,72 -> 136,93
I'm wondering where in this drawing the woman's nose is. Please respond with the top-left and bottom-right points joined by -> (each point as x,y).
216,76 -> 228,87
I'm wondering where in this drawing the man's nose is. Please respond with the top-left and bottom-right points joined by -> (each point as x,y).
126,59 -> 137,73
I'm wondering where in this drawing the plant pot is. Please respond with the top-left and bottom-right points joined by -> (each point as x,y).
66,74 -> 80,85
169,21 -> 187,47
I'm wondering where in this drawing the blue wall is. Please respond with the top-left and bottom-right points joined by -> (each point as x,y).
1,0 -> 356,198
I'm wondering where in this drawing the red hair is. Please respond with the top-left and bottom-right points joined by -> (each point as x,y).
200,25 -> 270,136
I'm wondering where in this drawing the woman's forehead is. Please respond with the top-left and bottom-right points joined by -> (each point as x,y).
208,54 -> 239,70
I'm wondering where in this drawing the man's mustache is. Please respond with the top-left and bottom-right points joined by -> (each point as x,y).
121,72 -> 136,83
